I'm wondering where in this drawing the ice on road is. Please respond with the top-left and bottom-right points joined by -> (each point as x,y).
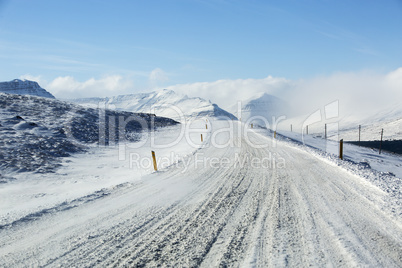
0,121 -> 401,267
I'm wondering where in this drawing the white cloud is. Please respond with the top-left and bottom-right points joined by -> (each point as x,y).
20,68 -> 402,119
385,67 -> 402,91
149,68 -> 169,88
166,76 -> 292,109
286,70 -> 402,117
20,74 -> 135,99
19,74 -> 45,85
166,68 -> 402,118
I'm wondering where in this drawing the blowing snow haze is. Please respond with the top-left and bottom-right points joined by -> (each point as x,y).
1,0 -> 402,266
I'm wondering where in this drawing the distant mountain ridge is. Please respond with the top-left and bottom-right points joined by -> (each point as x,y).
0,79 -> 55,99
229,92 -> 289,124
72,89 -> 237,122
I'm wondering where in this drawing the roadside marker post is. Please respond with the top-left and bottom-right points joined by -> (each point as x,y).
358,125 -> 361,147
306,125 -> 309,135
251,123 -> 253,129
151,151 -> 158,171
325,124 -> 327,139
379,129 -> 383,154
206,124 -> 208,130
339,139 -> 343,160
201,134 -> 203,142
274,131 -> 276,139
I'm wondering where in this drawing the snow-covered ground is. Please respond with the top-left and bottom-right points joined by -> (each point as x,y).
276,129 -> 402,180
339,116 -> 402,141
277,102 -> 402,142
0,119 -> 207,230
1,120 -> 401,267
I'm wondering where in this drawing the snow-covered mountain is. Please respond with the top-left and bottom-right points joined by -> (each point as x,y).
228,92 -> 289,124
0,79 -> 55,99
72,89 -> 237,122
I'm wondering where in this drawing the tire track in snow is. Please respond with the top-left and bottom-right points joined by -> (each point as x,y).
41,143 -> 246,267
112,148 -> 253,266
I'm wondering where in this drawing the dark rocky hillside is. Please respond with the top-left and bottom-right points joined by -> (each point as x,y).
0,93 -> 178,173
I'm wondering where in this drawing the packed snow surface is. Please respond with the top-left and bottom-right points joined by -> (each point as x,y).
1,120 -> 401,267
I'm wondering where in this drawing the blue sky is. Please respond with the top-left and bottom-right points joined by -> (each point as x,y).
0,0 -> 401,100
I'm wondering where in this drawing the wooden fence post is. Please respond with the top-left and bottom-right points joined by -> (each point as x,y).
339,139 -> 343,160
358,125 -> 361,147
151,151 -> 157,171
379,129 -> 383,154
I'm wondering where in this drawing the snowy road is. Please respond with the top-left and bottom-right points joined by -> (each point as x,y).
1,122 -> 401,267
